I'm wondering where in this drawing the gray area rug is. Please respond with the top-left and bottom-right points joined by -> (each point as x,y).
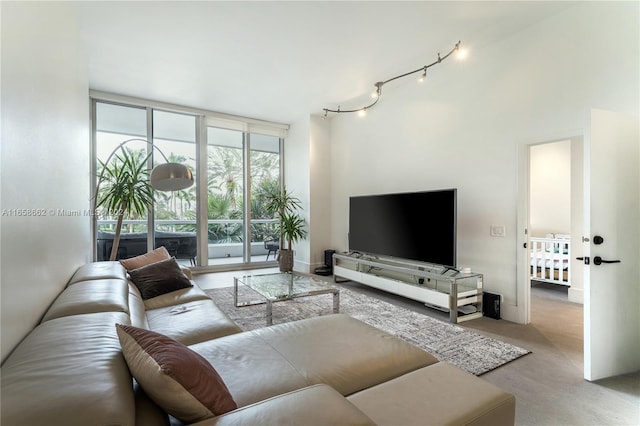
206,286 -> 530,376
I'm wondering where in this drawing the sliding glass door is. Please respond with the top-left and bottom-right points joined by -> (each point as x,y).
206,127 -> 245,265
249,134 -> 281,263
207,127 -> 281,265
206,128 -> 281,266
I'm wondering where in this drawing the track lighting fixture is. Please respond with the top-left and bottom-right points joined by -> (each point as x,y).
323,41 -> 464,118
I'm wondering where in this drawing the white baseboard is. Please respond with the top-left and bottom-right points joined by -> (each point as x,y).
501,303 -> 527,324
293,259 -> 313,274
568,287 -> 584,304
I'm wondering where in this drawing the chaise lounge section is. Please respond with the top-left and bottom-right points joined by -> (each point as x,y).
1,253 -> 515,426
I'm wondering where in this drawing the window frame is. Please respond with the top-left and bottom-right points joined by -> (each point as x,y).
90,92 -> 288,270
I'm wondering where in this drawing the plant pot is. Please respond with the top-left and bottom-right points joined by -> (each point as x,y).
279,249 -> 294,272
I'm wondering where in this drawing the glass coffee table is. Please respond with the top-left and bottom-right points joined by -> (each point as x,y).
233,272 -> 340,326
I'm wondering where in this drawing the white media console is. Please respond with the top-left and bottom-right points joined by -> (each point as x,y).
333,252 -> 483,323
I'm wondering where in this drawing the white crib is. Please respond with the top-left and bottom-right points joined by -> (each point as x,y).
530,234 -> 571,286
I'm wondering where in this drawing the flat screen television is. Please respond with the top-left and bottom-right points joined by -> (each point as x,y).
349,189 -> 456,268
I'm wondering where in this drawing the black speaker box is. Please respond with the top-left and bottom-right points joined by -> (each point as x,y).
315,250 -> 336,276
483,292 -> 501,320
324,249 -> 336,267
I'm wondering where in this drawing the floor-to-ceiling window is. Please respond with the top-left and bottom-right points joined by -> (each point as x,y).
205,128 -> 282,266
152,110 -> 198,265
94,102 -> 150,261
91,95 -> 286,269
206,127 -> 245,265
249,133 -> 281,262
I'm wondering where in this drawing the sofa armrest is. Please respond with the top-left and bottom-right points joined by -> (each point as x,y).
188,384 -> 375,426
348,362 -> 516,426
1,312 -> 136,426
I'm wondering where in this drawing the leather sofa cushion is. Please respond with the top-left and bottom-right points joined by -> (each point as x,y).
146,299 -> 241,345
143,283 -> 211,310
189,314 -> 438,407
129,285 -> 151,329
67,260 -> 127,284
251,314 -> 439,395
348,362 -> 516,426
1,312 -> 135,426
190,332 -> 311,408
191,385 -> 376,426
116,324 -> 237,423
41,278 -> 129,322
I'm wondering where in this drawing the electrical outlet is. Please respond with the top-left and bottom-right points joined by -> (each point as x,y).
490,225 -> 506,237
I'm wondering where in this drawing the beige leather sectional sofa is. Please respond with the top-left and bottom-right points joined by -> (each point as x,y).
1,261 -> 515,425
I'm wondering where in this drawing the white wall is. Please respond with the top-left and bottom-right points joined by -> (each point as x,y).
324,2 -> 638,322
1,2 -> 91,362
308,115 -> 333,269
570,137 -> 584,304
284,115 -> 311,272
530,141 -> 571,236
286,114 -> 333,272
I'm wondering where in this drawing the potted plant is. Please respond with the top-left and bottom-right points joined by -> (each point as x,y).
96,147 -> 154,261
265,187 -> 307,272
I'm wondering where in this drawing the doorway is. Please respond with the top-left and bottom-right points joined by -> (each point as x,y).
517,111 -> 639,380
527,138 -> 584,368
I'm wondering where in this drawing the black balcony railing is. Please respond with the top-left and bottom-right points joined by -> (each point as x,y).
97,219 -> 279,263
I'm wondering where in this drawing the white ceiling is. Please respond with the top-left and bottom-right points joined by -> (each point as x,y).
75,1 -> 576,124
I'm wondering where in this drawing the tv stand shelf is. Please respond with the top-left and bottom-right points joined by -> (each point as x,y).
333,253 -> 483,323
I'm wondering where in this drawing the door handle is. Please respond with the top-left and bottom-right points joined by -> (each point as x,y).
576,257 -> 590,265
593,256 -> 621,265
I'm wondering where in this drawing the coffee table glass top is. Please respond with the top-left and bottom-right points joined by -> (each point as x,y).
235,272 -> 336,301
233,272 -> 340,326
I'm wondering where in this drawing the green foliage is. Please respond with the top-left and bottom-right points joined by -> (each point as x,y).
279,213 -> 307,249
252,178 -> 280,219
97,147 -> 154,217
264,187 -> 302,218
207,194 -> 243,243
265,186 -> 307,250
207,146 -> 243,208
96,147 -> 154,260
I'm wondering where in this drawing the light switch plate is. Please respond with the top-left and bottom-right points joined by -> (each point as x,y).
490,225 -> 506,237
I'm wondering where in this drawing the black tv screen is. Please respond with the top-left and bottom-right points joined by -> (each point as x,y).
349,189 -> 456,267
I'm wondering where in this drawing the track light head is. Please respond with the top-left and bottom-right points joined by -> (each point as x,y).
374,81 -> 384,96
418,67 -> 427,83
455,40 -> 468,60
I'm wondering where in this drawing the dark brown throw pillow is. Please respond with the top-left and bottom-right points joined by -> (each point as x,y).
128,257 -> 192,300
115,324 -> 237,422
